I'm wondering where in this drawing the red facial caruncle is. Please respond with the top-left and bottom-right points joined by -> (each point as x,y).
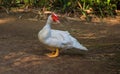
51,13 -> 59,23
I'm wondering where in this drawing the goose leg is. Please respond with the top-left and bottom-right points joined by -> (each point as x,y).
46,48 -> 59,58
45,52 -> 55,56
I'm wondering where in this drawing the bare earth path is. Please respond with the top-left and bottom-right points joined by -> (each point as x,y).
0,13 -> 120,74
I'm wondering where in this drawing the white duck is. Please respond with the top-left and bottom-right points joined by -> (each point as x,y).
38,13 -> 88,57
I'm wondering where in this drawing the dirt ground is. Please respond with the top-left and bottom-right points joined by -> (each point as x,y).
0,12 -> 120,74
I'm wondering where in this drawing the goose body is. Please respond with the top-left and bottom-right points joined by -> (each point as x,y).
38,13 -> 88,57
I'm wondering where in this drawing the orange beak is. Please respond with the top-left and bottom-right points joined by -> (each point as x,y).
56,20 -> 60,23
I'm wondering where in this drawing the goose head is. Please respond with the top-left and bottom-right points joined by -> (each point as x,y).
47,13 -> 60,24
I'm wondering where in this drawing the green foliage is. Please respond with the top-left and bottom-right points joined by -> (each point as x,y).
79,0 -> 117,17
0,0 -> 119,17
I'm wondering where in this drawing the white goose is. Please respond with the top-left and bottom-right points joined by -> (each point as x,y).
38,13 -> 88,57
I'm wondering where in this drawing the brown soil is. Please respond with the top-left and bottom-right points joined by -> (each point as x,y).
0,12 -> 120,74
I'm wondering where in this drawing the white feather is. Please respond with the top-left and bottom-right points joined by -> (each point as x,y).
38,15 -> 88,51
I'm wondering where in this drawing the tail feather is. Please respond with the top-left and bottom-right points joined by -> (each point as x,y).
71,36 -> 88,51
73,41 -> 88,51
